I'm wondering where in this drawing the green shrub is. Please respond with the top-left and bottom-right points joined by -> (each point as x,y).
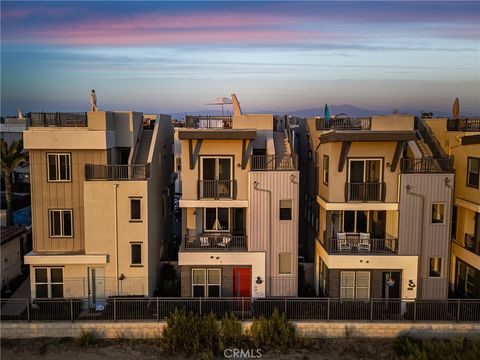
220,312 -> 244,348
77,330 -> 97,347
249,308 -> 295,352
160,308 -> 220,356
394,336 -> 480,360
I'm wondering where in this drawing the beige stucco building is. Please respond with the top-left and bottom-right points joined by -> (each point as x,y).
305,114 -> 455,300
177,106 -> 299,297
23,111 -> 173,304
426,117 -> 479,298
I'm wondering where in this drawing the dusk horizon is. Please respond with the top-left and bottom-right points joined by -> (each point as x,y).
2,1 -> 479,116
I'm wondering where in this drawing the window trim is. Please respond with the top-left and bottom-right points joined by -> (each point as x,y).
466,157 -> 480,189
129,197 -> 142,222
323,155 -> 329,186
130,242 -> 143,267
46,153 -> 71,182
431,202 -> 446,225
34,267 -> 64,299
48,209 -> 73,238
279,199 -> 293,221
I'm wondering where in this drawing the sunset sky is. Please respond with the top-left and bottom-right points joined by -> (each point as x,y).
1,1 -> 479,115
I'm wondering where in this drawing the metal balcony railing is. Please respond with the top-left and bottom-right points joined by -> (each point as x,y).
447,118 -> 480,132
198,179 -> 236,199
185,115 -> 232,129
326,236 -> 398,254
27,112 -> 88,127
400,157 -> 454,174
250,154 -> 298,171
345,182 -> 386,202
316,117 -> 371,131
184,234 -> 247,251
85,164 -> 150,180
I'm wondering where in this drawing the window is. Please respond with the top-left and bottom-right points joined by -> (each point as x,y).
34,267 -> 63,298
48,210 -> 73,237
340,271 -> 370,299
279,200 -> 292,220
131,243 -> 142,265
343,210 -> 367,233
323,155 -> 329,185
467,157 -> 479,189
175,157 -> 182,172
429,257 -> 442,277
279,253 -> 292,274
191,268 -> 221,297
432,203 -> 445,224
130,198 -> 141,221
47,153 -> 71,181
204,208 -> 229,231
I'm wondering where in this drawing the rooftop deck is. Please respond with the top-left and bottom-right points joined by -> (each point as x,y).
27,112 -> 87,127
185,115 -> 232,129
316,117 -> 371,131
447,118 -> 480,132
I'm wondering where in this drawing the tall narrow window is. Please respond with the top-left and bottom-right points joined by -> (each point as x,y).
429,257 -> 442,277
131,243 -> 142,265
279,200 -> 292,220
130,198 -> 141,221
48,210 -> 73,237
355,272 -> 370,299
432,203 -> 445,224
47,153 -> 71,181
192,269 -> 206,297
279,253 -> 292,274
340,271 -> 355,299
467,157 -> 479,189
207,269 -> 221,297
323,155 -> 329,185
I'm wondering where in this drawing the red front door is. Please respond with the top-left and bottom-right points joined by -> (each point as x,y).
233,268 -> 251,297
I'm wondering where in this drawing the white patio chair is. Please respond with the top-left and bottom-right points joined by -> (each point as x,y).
358,233 -> 371,252
200,235 -> 209,247
337,233 -> 350,252
218,236 -> 231,247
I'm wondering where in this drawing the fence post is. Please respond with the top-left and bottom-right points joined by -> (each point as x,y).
242,297 -> 245,320
456,299 -> 461,323
26,299 -> 31,322
156,297 -> 159,321
413,300 -> 417,322
327,298 -> 330,321
284,297 -> 287,315
199,297 -> 202,316
70,298 -> 74,322
370,298 -> 374,321
113,297 -> 117,322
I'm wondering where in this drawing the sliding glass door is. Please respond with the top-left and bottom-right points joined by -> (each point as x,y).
348,159 -> 382,201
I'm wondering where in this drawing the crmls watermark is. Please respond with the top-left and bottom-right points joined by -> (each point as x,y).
223,348 -> 263,358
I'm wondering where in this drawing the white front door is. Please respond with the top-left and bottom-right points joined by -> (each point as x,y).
88,267 -> 105,306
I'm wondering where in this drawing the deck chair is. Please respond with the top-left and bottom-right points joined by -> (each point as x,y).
200,235 -> 209,247
358,233 -> 371,252
218,235 -> 231,247
337,233 -> 350,252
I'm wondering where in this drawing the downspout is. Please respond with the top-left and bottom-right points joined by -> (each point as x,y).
406,184 -> 424,299
114,184 -> 119,295
253,181 -> 272,296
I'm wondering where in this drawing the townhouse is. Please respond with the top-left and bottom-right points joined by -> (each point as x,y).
305,114 -> 454,300
426,117 -> 480,298
177,96 -> 299,297
23,111 -> 173,305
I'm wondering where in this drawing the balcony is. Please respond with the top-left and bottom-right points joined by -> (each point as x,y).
85,164 -> 150,180
185,115 -> 232,129
28,112 -> 87,127
326,235 -> 398,255
400,157 -> 454,174
198,180 -> 236,199
250,154 -> 298,171
447,118 -> 480,132
345,182 -> 385,202
316,117 -> 371,131
183,234 -> 247,251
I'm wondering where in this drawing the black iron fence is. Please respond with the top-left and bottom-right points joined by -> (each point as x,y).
250,154 -> 298,171
401,157 -> 454,173
198,179 -> 236,199
1,297 -> 479,322
185,115 -> 232,129
184,234 -> 247,251
316,117 -> 371,131
345,182 -> 386,202
327,237 -> 398,254
27,112 -> 88,127
85,164 -> 150,180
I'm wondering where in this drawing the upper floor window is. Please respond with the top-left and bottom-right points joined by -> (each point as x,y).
49,209 -> 73,237
323,155 -> 329,185
467,157 -> 479,189
175,157 -> 182,172
429,257 -> 442,277
279,200 -> 292,220
130,243 -> 142,266
47,153 -> 71,181
432,203 -> 445,224
130,198 -> 142,221
204,207 -> 229,232
279,253 -> 292,274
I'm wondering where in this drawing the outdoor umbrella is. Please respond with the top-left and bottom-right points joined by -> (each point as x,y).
452,97 -> 460,119
324,104 -> 331,120
205,97 -> 233,115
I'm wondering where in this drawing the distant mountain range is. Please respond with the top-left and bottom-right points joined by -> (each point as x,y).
170,104 -> 454,120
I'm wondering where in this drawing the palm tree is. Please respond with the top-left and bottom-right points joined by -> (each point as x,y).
1,139 -> 27,226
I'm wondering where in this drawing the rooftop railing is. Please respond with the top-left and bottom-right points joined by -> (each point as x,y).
183,234 -> 247,251
447,118 -> 480,132
85,164 -> 150,180
185,115 -> 232,129
400,157 -> 454,173
27,112 -> 87,127
316,117 -> 371,131
250,154 -> 298,171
